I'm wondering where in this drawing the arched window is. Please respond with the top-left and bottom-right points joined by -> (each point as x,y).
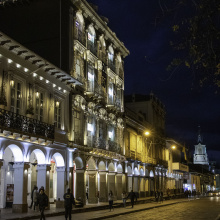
75,12 -> 85,44
87,25 -> 96,55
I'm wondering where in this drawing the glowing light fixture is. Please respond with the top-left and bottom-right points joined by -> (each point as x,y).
33,72 -> 37,77
8,59 -> 12,63
16,64 -> 21,68
40,76 -> 43,80
56,101 -> 59,107
46,80 -> 49,84
24,68 -> 28,72
172,145 -> 176,149
10,79 -> 14,87
36,91 -> 39,98
145,131 -> 150,136
53,84 -> 56,88
63,89 -> 66,93
58,87 -> 61,90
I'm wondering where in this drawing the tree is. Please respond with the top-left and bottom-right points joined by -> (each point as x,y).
163,0 -> 220,89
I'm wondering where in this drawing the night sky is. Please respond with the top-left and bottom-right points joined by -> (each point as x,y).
89,0 -> 220,160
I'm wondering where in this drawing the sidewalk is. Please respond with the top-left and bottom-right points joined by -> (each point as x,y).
0,194 -> 189,220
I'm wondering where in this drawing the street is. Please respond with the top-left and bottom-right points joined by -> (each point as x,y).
45,197 -> 220,220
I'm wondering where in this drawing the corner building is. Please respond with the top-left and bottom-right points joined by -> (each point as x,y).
0,0 -> 129,208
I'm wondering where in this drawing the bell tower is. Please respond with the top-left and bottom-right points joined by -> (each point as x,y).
193,126 -> 209,165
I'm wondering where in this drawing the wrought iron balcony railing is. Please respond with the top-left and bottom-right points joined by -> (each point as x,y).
0,108 -> 54,139
74,29 -> 86,46
108,61 -> 116,72
87,41 -> 97,56
86,80 -> 94,93
108,140 -> 121,154
74,131 -> 84,145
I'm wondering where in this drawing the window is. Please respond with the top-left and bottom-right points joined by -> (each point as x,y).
36,92 -> 43,121
54,101 -> 61,128
88,32 -> 94,43
108,53 -> 114,62
87,66 -> 94,92
10,82 -> 21,114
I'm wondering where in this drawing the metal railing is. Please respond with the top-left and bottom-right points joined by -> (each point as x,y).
0,108 -> 54,139
74,29 -> 86,46
87,41 -> 97,56
108,140 -> 120,154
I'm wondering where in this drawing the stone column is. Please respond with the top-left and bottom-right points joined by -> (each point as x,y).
99,171 -> 107,202
56,166 -> 65,208
108,173 -> 116,200
12,162 -> 30,213
37,164 -> 51,196
75,169 -> 85,205
88,171 -> 98,203
69,167 -> 74,194
116,174 -> 122,199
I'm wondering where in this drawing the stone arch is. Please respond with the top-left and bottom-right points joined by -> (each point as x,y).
117,164 -> 123,173
149,170 -> 154,177
76,11 -> 84,31
29,149 -> 46,165
127,166 -> 132,176
98,161 -> 106,171
4,144 -> 23,162
140,168 -> 144,176
51,152 -> 65,167
108,162 -> 115,172
74,156 -> 84,169
108,45 -> 114,55
145,169 -> 149,177
87,157 -> 96,170
134,167 -> 139,176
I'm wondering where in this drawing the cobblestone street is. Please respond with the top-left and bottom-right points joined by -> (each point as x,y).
42,197 -> 220,220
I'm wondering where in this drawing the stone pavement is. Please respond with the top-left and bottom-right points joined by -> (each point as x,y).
0,194 -> 189,220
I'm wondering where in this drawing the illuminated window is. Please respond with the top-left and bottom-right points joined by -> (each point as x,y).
10,82 -> 22,114
54,101 -> 61,128
88,32 -> 94,43
36,92 -> 43,121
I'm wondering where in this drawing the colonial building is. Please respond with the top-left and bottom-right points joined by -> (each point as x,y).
166,140 -> 189,194
124,94 -> 168,195
0,0 -> 129,210
0,32 -> 80,212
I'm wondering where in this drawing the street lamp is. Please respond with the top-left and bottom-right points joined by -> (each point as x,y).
145,131 -> 150,136
171,145 -> 176,150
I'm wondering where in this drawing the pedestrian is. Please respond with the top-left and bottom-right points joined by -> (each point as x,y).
155,190 -> 159,203
122,191 -> 127,207
167,188 -> 170,199
33,186 -> 39,211
29,185 -> 36,209
126,190 -> 137,208
37,188 -> 48,220
160,190 -> 163,203
63,188 -> 75,220
108,191 -> 114,211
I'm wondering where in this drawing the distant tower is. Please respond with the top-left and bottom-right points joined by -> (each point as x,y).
193,126 -> 209,165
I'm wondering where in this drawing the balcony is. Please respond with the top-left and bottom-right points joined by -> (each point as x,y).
74,29 -> 86,46
86,80 -> 94,93
0,108 -> 54,139
74,131 -> 84,145
108,140 -> 121,154
87,41 -> 97,56
108,60 -> 115,72
157,159 -> 168,168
